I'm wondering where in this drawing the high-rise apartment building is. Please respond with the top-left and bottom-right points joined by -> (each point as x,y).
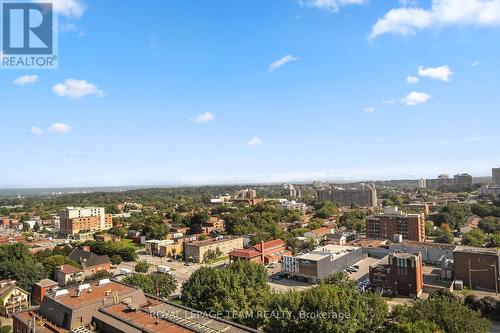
454,173 -> 473,186
60,206 -> 112,237
366,207 -> 425,242
493,168 -> 500,186
317,185 -> 377,207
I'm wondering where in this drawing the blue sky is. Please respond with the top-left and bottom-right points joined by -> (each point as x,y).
1,0 -> 500,187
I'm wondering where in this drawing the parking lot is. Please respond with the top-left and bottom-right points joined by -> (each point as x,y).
348,256 -> 381,281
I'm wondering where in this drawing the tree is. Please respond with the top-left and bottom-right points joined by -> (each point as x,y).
42,255 -> 80,279
85,270 -> 113,281
181,261 -> 270,327
462,229 -> 487,247
0,243 -> 46,292
135,261 -> 150,273
434,229 -> 454,244
123,273 -> 177,298
266,283 -> 388,333
111,254 -> 122,265
392,294 -> 490,333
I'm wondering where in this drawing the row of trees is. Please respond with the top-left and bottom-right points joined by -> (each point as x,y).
179,262 -> 491,333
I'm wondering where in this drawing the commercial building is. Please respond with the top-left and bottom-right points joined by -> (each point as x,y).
59,206 -> 112,237
366,207 -> 425,242
453,246 -> 500,292
145,239 -> 183,258
13,279 -> 257,333
493,167 -> 500,186
454,173 -> 473,186
184,236 -> 244,263
0,280 -> 30,316
281,245 -> 363,283
369,252 -> 423,298
317,186 -> 377,207
228,239 -> 290,264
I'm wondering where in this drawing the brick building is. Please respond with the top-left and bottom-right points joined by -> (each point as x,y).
453,246 -> 500,291
369,252 -> 423,298
184,237 -> 244,263
32,279 -> 58,305
60,206 -> 112,237
228,239 -> 290,264
366,207 -> 425,242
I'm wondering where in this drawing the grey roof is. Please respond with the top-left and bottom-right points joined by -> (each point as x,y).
69,248 -> 111,269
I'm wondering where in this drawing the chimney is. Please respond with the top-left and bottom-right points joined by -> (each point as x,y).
81,246 -> 91,252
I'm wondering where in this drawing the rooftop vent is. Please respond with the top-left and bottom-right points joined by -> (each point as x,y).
98,278 -> 111,286
78,283 -> 91,291
55,289 -> 69,297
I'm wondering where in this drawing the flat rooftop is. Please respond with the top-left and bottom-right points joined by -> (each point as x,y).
47,280 -> 138,308
454,246 -> 499,256
187,236 -> 242,247
297,245 -> 358,261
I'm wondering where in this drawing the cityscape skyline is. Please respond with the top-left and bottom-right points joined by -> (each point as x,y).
1,0 -> 500,187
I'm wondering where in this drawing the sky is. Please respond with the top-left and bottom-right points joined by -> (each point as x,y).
1,0 -> 500,188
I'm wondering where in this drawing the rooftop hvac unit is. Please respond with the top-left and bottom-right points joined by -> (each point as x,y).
55,289 -> 69,297
78,283 -> 91,291
98,278 -> 111,286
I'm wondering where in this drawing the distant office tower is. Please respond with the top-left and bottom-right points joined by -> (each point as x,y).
317,185 -> 377,207
418,178 -> 426,189
426,174 -> 452,189
60,206 -> 112,237
454,173 -> 473,186
493,168 -> 500,186
366,207 -> 425,242
312,181 -> 329,189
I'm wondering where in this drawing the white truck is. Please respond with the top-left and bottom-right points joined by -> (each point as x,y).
157,265 -> 171,274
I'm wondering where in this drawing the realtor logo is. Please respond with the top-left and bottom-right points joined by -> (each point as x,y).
1,1 -> 58,69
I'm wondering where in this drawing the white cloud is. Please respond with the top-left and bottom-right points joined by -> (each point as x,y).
370,0 -> 500,39
49,123 -> 72,134
269,55 -> 299,72
14,75 -> 39,85
53,0 -> 86,18
383,99 -> 397,105
192,112 -> 215,123
363,106 -> 375,113
298,0 -> 367,12
247,137 -> 263,147
30,127 -> 43,135
472,60 -> 481,66
406,75 -> 419,84
52,79 -> 104,99
401,91 -> 431,106
418,65 -> 453,81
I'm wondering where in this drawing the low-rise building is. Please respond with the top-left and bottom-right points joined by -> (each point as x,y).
281,245 -> 363,283
228,239 -> 290,264
453,246 -> 500,291
369,252 -> 423,298
54,264 -> 85,286
32,279 -> 58,305
0,280 -> 30,317
184,237 -> 244,263
13,279 -> 256,333
68,247 -> 111,277
303,227 -> 333,243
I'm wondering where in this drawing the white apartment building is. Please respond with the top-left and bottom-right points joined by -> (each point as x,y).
280,200 -> 307,214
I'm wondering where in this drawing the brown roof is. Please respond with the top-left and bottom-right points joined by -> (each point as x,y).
228,248 -> 261,258
49,281 -> 138,308
310,227 -> 330,236
252,239 -> 286,252
56,264 -> 82,274
100,303 -> 190,333
35,279 -> 59,288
